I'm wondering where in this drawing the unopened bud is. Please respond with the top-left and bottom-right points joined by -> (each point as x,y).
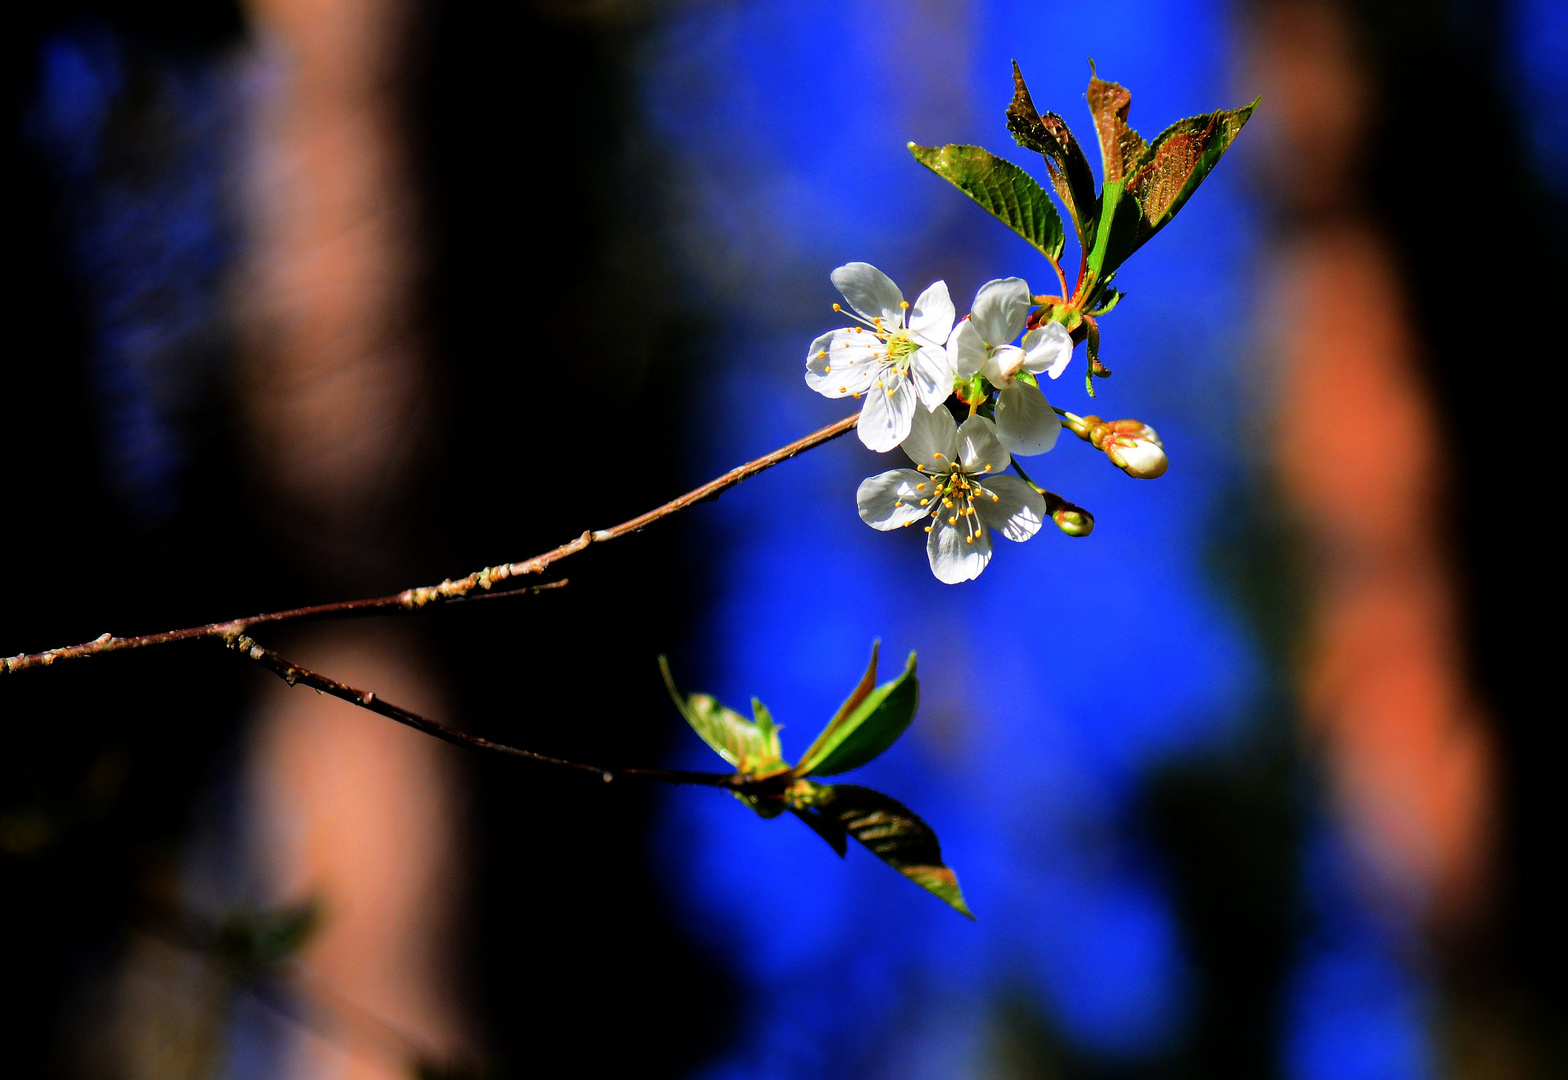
1041,491 -> 1095,537
1104,434 -> 1168,479
1078,418 -> 1167,479
1052,505 -> 1095,536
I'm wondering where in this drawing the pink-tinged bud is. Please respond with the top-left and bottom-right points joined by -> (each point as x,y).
1104,434 -> 1168,479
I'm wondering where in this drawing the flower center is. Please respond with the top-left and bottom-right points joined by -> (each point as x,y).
883,330 -> 919,371
907,459 -> 1001,543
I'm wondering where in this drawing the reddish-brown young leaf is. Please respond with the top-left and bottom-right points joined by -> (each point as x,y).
1085,67 -> 1147,183
1124,99 -> 1258,246
1128,119 -> 1213,223
1006,60 -> 1098,249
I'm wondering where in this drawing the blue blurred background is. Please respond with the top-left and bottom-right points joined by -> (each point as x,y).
644,2 -> 1413,1077
3,1 -> 1564,1077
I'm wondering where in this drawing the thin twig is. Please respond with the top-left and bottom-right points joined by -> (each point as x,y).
3,412 -> 860,675
228,634 -> 778,792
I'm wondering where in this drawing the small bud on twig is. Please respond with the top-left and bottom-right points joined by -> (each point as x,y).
1058,412 -> 1169,479
1040,490 -> 1095,537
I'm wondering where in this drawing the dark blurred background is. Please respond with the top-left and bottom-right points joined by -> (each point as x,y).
2,1 -> 1561,1078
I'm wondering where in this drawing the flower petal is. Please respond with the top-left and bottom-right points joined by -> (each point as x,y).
956,414 -> 1010,475
970,277 -> 1031,346
949,319 -> 988,379
856,369 -> 919,452
926,513 -> 993,583
900,399 -> 958,468
831,262 -> 904,326
981,344 -> 1026,385
974,475 -> 1046,541
806,330 -> 880,396
911,344 -> 955,412
994,381 -> 1062,456
909,280 -> 955,345
1021,321 -> 1075,380
857,468 -> 935,531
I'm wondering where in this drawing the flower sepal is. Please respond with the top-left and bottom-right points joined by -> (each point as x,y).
954,373 -> 988,408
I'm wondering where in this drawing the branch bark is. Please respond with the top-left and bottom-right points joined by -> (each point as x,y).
3,411 -> 859,675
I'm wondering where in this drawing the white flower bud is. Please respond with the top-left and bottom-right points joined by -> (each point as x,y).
1105,435 -> 1168,479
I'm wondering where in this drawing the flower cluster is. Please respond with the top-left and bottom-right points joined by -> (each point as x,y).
806,263 -> 1077,583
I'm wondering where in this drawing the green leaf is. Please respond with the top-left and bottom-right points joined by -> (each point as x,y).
797,640 -> 880,767
215,899 -> 322,975
789,808 -> 848,858
799,784 -> 972,917
1005,60 -> 1099,254
795,647 -> 919,777
1085,63 -> 1147,184
909,143 -> 1064,262
659,657 -> 786,776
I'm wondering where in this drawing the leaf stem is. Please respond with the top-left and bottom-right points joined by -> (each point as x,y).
228,633 -> 769,791
1045,250 -> 1071,301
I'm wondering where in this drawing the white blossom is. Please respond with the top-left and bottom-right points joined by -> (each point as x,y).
857,406 -> 1045,583
948,278 -> 1073,456
806,263 -> 956,452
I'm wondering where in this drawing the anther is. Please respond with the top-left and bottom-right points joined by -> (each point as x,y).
833,303 -> 842,311
915,483 -> 926,491
900,300 -> 910,309
919,498 -> 929,506
824,365 -> 832,373
984,464 -> 993,471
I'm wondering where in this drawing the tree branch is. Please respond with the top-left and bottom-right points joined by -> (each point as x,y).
227,633 -> 780,792
3,411 -> 859,675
